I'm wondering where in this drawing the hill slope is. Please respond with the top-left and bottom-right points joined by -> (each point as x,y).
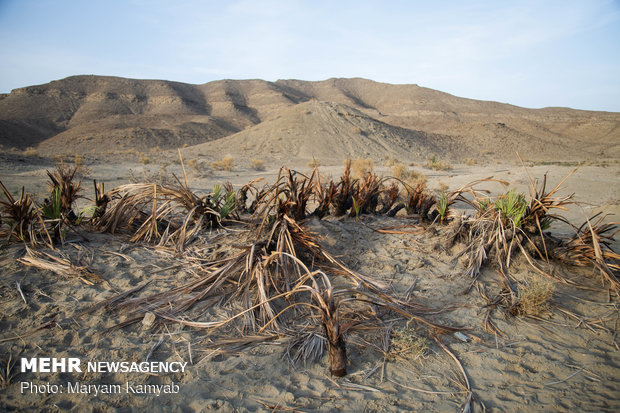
185,100 -> 461,164
1,75 -> 618,161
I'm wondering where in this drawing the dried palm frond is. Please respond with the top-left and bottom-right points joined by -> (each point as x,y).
0,181 -> 47,245
285,328 -> 326,366
237,178 -> 263,214
98,182 -> 224,250
554,214 -> 619,292
18,247 -> 102,285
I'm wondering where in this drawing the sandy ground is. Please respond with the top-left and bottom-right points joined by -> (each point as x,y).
0,154 -> 619,412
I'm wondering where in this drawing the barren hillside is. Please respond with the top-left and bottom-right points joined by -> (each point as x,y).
186,100 -> 463,164
1,75 -> 618,161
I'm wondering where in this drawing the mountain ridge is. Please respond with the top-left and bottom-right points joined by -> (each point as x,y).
1,75 -> 618,161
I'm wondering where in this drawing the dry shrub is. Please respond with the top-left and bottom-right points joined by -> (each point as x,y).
350,158 -> 374,178
138,153 -> 151,165
391,327 -> 427,360
251,159 -> 266,171
437,180 -> 449,192
390,163 -> 408,179
391,163 -> 427,186
23,147 -> 38,157
426,155 -> 451,171
74,154 -> 83,168
212,155 -> 234,171
307,158 -> 321,168
512,276 -> 554,316
187,158 -> 211,177
384,158 -> 401,168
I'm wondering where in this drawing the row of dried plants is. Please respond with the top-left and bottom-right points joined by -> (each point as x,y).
2,154 -> 618,384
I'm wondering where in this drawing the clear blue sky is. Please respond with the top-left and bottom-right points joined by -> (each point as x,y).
1,0 -> 619,111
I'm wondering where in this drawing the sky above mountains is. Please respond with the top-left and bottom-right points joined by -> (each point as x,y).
0,0 -> 618,111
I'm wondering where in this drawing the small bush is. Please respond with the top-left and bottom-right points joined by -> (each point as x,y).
391,163 -> 408,180
391,163 -> 427,186
250,159 -> 266,171
23,147 -> 38,157
350,158 -> 374,178
138,153 -> 151,165
187,158 -> 198,169
436,180 -> 449,192
307,158 -> 321,168
513,277 -> 554,316
391,327 -> 427,360
74,154 -> 83,168
384,158 -> 401,168
426,155 -> 451,171
211,155 -> 234,171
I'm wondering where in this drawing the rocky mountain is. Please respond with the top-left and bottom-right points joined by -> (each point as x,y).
0,75 -> 618,162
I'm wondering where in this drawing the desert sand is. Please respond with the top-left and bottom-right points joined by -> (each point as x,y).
0,76 -> 619,412
0,153 -> 618,412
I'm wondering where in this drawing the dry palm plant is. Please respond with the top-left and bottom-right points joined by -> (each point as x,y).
0,181 -> 47,245
97,180 -> 234,250
553,213 -> 619,293
236,178 -> 263,214
251,167 -> 321,222
453,173 -> 574,282
295,272 -> 347,376
404,183 -> 437,222
332,160 -> 356,217
377,182 -> 401,215
349,172 -> 382,217
97,151 -> 238,250
39,162 -> 89,242
44,161 -> 87,222
93,179 -> 109,219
